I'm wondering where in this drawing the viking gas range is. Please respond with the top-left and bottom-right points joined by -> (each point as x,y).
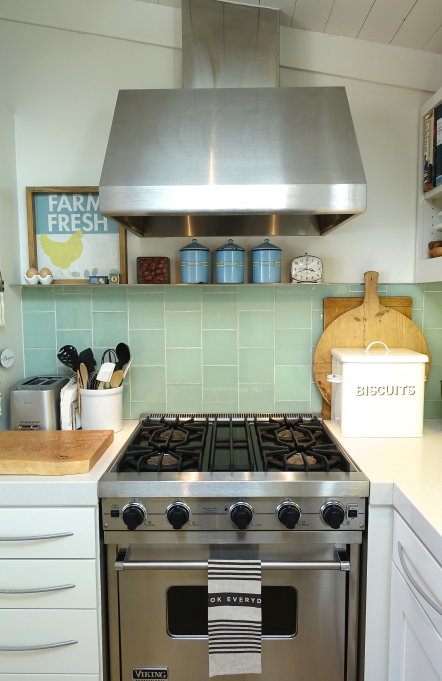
99,414 -> 369,681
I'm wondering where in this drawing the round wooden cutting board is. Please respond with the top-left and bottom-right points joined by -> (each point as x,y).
313,271 -> 431,406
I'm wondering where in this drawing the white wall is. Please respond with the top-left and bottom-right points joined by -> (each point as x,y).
1,0 -> 442,284
0,103 -> 24,429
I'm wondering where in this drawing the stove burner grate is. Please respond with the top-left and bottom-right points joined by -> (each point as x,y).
208,417 -> 257,472
255,416 -> 350,472
117,416 -> 209,472
115,414 -> 351,474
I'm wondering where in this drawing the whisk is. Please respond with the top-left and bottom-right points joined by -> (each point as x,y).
87,371 -> 99,390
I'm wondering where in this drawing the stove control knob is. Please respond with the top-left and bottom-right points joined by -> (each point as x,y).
276,501 -> 301,529
321,501 -> 346,529
229,502 -> 254,531
122,502 -> 147,531
166,502 -> 191,530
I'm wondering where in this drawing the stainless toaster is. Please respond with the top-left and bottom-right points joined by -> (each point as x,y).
10,376 -> 69,430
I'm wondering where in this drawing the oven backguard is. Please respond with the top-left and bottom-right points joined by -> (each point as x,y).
106,535 -> 361,681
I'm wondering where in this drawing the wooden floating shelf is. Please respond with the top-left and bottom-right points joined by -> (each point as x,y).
12,282 -> 335,288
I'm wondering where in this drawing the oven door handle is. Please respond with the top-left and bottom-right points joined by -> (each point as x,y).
114,547 -> 350,572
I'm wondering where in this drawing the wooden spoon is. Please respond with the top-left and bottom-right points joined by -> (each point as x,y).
110,369 -> 123,388
79,363 -> 88,390
77,370 -> 81,414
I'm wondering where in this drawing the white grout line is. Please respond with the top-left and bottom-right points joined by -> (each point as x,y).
309,284 -> 313,411
272,285 -> 276,412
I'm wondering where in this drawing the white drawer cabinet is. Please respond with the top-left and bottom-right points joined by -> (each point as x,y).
0,559 -> 97,609
0,508 -> 96,559
0,506 -> 102,679
0,677 -> 99,680
0,609 -> 99,674
388,512 -> 442,681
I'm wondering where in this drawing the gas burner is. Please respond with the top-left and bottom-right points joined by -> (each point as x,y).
146,453 -> 178,467
154,429 -> 187,444
264,449 -> 342,472
287,453 -> 317,466
121,447 -> 200,473
159,430 -> 186,441
276,429 -> 293,441
140,450 -> 199,472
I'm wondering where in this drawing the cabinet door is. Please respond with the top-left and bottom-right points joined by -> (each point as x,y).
393,511 -> 442,636
389,564 -> 442,681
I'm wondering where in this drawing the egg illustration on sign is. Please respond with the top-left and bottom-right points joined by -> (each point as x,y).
39,229 -> 83,275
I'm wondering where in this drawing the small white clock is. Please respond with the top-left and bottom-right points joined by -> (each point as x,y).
0,348 -> 15,368
291,254 -> 323,283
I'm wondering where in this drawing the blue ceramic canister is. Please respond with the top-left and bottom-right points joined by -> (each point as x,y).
180,239 -> 209,284
216,239 -> 245,284
252,239 -> 282,284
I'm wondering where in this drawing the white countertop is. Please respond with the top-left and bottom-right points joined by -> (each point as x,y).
0,420 -> 139,507
326,419 -> 442,564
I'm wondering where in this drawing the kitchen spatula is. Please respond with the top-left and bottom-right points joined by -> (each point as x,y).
57,345 -> 79,371
78,347 -> 96,374
97,362 -> 115,384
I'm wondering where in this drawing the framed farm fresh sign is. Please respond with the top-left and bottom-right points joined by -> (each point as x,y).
26,186 -> 127,284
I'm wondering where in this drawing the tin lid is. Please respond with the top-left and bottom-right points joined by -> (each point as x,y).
252,238 -> 281,252
180,238 -> 209,252
216,238 -> 245,252
331,347 -> 429,364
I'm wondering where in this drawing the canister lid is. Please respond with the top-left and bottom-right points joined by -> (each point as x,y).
180,238 -> 209,252
331,347 -> 429,363
252,238 -> 281,252
216,238 -> 245,252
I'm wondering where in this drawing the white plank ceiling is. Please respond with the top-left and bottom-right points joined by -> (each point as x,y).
134,0 -> 442,54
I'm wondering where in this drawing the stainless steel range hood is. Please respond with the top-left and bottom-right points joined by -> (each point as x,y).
99,0 -> 366,238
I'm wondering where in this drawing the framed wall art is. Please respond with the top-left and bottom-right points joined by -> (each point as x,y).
26,186 -> 127,284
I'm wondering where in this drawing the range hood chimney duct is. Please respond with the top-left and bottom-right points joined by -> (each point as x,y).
99,0 -> 367,237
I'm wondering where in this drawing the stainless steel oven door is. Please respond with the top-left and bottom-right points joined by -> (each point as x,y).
106,532 -> 360,681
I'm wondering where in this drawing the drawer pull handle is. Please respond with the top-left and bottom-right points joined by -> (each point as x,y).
0,532 -> 73,542
398,541 -> 442,616
0,640 -> 77,651
0,584 -> 75,594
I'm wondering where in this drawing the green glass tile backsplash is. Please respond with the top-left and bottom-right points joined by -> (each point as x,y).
21,283 -> 442,417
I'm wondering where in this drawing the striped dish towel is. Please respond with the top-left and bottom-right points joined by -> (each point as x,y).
208,559 -> 262,677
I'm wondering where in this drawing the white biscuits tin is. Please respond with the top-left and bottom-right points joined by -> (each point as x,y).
327,342 -> 429,438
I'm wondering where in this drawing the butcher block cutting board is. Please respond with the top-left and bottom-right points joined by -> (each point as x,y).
313,272 -> 431,413
323,296 -> 412,327
0,430 -> 114,475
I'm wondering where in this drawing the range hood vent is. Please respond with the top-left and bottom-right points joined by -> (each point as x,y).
99,0 -> 366,238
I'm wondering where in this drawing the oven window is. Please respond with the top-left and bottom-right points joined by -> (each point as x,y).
167,586 -> 297,638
